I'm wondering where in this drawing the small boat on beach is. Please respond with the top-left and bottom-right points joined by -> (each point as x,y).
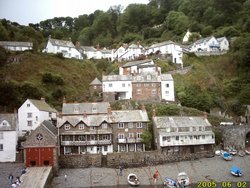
163,177 -> 177,187
230,166 -> 243,177
222,152 -> 232,161
245,149 -> 250,155
177,172 -> 190,188
127,173 -> 140,186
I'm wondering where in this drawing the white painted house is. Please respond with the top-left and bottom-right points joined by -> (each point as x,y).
190,36 -> 220,52
80,46 -> 102,59
0,113 -> 18,162
146,41 -> 183,64
114,43 -> 145,62
217,37 -> 229,51
0,41 -> 33,51
152,116 -> 215,153
119,59 -> 161,75
183,30 -> 192,43
18,98 -> 57,136
43,37 -> 82,59
160,74 -> 175,102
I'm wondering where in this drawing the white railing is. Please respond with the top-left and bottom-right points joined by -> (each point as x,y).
160,139 -> 215,147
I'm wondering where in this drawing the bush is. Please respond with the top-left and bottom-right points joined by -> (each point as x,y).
42,72 -> 64,85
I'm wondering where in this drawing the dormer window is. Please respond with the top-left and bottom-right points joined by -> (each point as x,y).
64,124 -> 70,130
79,123 -> 84,130
27,103 -> 30,107
102,123 -> 107,129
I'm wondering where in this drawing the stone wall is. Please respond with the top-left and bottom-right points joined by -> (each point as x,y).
59,149 -> 214,169
221,124 -> 250,150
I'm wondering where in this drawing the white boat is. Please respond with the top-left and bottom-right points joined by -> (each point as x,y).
222,152 -> 232,161
177,172 -> 190,188
230,166 -> 243,177
229,148 -> 237,155
215,150 -> 221,156
163,177 -> 177,187
127,173 -> 140,186
245,149 -> 250,155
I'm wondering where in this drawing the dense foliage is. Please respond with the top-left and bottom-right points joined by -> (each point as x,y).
0,0 -> 249,116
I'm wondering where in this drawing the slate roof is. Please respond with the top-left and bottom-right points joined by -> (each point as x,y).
62,102 -> 110,115
102,75 -> 132,81
0,113 -> 16,131
193,36 -> 214,45
161,74 -> 173,81
42,120 -> 57,136
147,40 -> 175,49
122,59 -> 154,68
217,37 -> 227,42
153,116 -> 212,129
57,109 -> 149,128
29,99 -> 57,113
48,38 -> 75,48
0,41 -> 33,47
90,78 -> 102,85
80,46 -> 98,52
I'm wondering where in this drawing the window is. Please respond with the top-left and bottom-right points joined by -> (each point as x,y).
102,123 -> 107,129
92,107 -> 97,112
90,135 -> 95,140
102,135 -> 109,140
64,124 -> 70,130
27,121 -> 32,126
0,132 -> 3,139
78,135 -> 85,141
118,123 -> 124,129
162,136 -> 170,142
136,83 -> 141,87
49,112 -> 52,117
36,116 -> 38,121
2,122 -> 7,126
137,89 -> 141,94
144,83 -> 149,87
165,91 -> 169,96
79,124 -> 84,129
93,85 -> 97,89
152,90 -> 156,95
202,135 -> 205,139
57,46 -> 60,50
118,134 -> 124,139
122,83 -> 125,87
109,83 -> 113,87
152,83 -> 156,87
120,145 -> 126,152
129,133 -> 134,138
176,136 -> 179,140
0,144 -> 3,151
27,113 -> 32,118
27,103 -> 30,107
137,133 -> 142,138
166,83 -> 169,88
128,123 -> 133,128
104,146 -> 108,151
136,123 -> 142,128
90,126 -> 96,130
69,47 -> 71,51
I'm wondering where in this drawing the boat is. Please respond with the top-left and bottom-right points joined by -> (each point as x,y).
215,150 -> 221,156
177,172 -> 190,188
230,166 -> 243,177
237,150 -> 246,157
222,152 -> 232,161
163,177 -> 177,187
229,148 -> 237,155
245,149 -> 250,155
127,173 -> 140,186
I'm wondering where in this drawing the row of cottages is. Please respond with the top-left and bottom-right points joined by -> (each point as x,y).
43,37 -> 83,59
58,102 -> 149,155
145,41 -> 183,64
190,36 -> 229,52
0,41 -> 33,51
152,115 -> 215,154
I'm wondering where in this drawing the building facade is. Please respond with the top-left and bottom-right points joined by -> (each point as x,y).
0,41 -> 33,51
18,98 -> 57,136
152,116 -> 215,154
0,113 -> 18,162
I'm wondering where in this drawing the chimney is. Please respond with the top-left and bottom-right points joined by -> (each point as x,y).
141,104 -> 146,111
107,106 -> 112,115
203,111 -> 208,119
75,41 -> 80,48
152,108 -> 156,117
83,110 -> 87,118
41,97 -> 45,102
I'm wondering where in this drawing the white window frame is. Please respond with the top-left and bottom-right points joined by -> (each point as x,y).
102,123 -> 107,129
27,121 -> 32,126
0,144 -> 3,151
118,123 -> 124,129
64,124 -> 70,130
27,113 -> 32,118
79,124 -> 84,130
118,134 -> 124,139
109,83 -> 113,87
128,122 -> 133,129
136,122 -> 143,128
129,133 -> 134,138
137,132 -> 142,138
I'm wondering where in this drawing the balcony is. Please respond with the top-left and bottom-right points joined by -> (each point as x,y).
61,140 -> 112,146
160,138 -> 215,147
117,138 -> 143,143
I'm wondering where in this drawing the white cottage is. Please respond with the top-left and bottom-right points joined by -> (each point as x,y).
146,41 -> 183,64
43,37 -> 82,59
0,41 -> 33,51
18,98 -> 57,136
217,37 -> 229,51
190,36 -> 220,52
183,30 -> 192,43
0,113 -> 18,162
152,116 -> 215,154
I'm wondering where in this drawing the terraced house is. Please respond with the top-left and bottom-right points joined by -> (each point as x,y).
57,102 -> 149,154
